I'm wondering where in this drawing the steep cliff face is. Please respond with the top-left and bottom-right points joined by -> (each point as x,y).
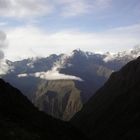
34,80 -> 83,121
72,57 -> 140,140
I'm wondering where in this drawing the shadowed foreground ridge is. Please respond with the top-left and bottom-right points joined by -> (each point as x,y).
0,79 -> 87,140
71,57 -> 140,140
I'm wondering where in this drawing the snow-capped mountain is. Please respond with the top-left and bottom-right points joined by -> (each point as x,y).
1,46 -> 140,120
2,46 -> 140,76
103,45 -> 140,62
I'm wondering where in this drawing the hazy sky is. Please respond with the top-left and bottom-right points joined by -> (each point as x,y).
0,0 -> 140,60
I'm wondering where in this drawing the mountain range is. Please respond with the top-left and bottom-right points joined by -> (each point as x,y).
1,46 -> 140,120
1,48 -> 140,139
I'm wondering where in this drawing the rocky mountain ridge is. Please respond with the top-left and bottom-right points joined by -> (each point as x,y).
1,46 -> 140,120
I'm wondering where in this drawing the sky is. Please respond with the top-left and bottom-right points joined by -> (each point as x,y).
0,0 -> 140,61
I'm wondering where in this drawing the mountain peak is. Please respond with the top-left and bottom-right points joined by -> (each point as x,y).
72,49 -> 85,55
72,49 -> 95,59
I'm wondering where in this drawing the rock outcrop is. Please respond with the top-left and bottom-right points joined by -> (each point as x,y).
34,80 -> 83,121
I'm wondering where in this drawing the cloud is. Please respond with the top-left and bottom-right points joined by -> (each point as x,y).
0,60 -> 10,75
17,67 -> 83,81
18,70 -> 83,81
57,0 -> 91,17
18,73 -> 28,78
95,0 -> 112,7
0,31 -> 7,46
107,24 -> 140,35
33,69 -> 83,81
54,0 -> 112,17
0,29 -> 9,68
5,23 -> 140,60
0,0 -> 112,19
0,50 -> 4,59
0,0 -> 140,20
0,31 -> 9,75
0,0 -> 53,19
0,31 -> 8,59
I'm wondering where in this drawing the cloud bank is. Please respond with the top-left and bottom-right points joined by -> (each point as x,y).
0,31 -> 7,59
0,0 -> 53,19
33,69 -> 83,81
6,24 -> 140,60
0,31 -> 9,75
0,0 -> 112,19
18,69 -> 83,81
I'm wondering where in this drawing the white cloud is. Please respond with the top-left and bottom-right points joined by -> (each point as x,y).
0,0 -> 53,19
0,0 -> 112,19
33,69 -> 83,81
0,30 -> 8,61
56,0 -> 112,17
18,73 -> 28,78
107,24 -> 140,37
17,67 -> 83,81
95,0 -> 112,8
0,60 -> 9,75
57,0 -> 91,17
5,24 -> 140,61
